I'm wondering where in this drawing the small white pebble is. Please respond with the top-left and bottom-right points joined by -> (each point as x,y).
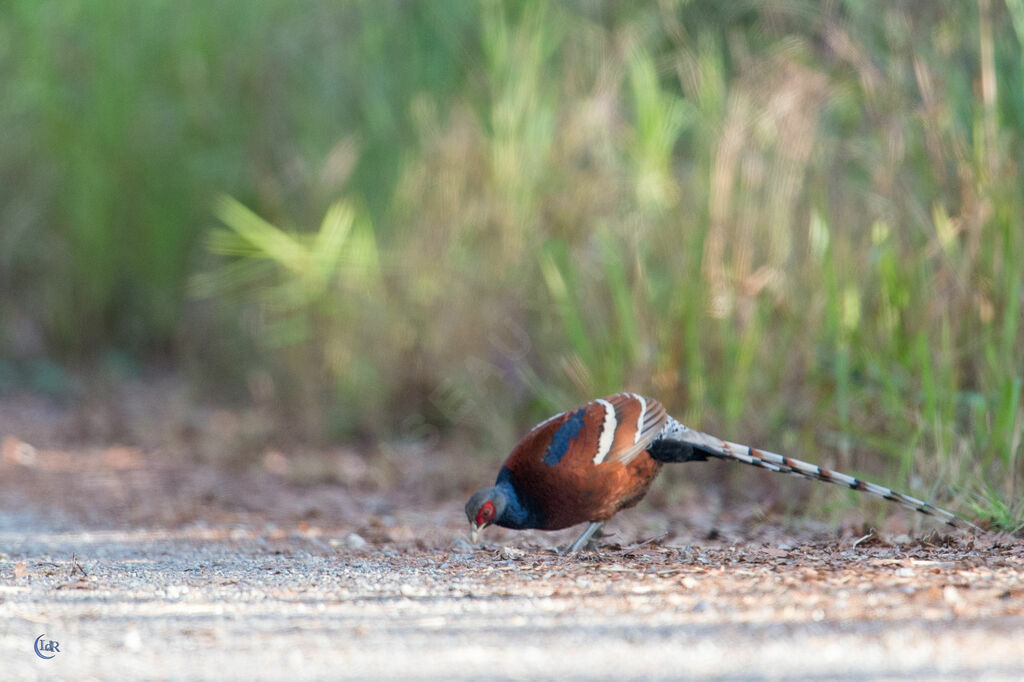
400,584 -> 426,597
943,585 -> 963,605
166,585 -> 189,599
345,533 -> 367,550
123,629 -> 142,652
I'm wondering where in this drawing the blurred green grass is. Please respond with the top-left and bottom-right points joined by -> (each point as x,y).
1,0 -> 1022,527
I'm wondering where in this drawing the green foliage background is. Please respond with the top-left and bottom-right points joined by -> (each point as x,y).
1,0 -> 1022,524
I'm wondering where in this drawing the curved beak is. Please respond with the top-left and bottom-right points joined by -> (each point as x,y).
470,524 -> 483,545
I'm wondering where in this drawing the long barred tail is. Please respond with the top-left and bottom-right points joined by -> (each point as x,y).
653,417 -> 981,532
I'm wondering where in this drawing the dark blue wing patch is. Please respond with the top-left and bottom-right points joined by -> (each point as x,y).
542,408 -> 586,466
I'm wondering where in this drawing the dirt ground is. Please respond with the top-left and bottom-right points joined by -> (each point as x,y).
1,388 -> 1023,681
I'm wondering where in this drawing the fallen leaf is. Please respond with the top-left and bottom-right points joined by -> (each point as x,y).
497,546 -> 525,561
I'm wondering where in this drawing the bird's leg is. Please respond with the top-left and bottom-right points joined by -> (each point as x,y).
565,522 -> 605,554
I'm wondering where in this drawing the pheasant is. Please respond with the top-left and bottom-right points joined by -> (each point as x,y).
465,393 -> 980,552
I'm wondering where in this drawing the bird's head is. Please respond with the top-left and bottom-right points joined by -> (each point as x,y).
465,487 -> 507,545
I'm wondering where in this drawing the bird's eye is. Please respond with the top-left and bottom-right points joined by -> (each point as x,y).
476,500 -> 495,525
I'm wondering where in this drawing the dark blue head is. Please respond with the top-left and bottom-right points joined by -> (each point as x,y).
465,487 -> 508,544
465,468 -> 544,543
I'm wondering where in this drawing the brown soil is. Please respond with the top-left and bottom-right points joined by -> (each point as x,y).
1,387 -> 1023,680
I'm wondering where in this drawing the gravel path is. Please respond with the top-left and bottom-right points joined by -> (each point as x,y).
3,503 -> 1024,681
1,402 -> 1023,681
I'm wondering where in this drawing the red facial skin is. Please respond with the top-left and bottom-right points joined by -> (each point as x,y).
475,500 -> 496,527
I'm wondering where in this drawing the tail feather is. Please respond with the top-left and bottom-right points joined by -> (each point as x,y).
655,417 -> 981,532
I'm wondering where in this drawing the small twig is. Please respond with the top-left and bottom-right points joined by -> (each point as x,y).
852,532 -> 874,549
71,553 -> 88,578
617,533 -> 669,553
13,611 -> 49,624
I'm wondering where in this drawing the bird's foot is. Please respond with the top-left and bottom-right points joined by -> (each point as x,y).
562,521 -> 606,555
